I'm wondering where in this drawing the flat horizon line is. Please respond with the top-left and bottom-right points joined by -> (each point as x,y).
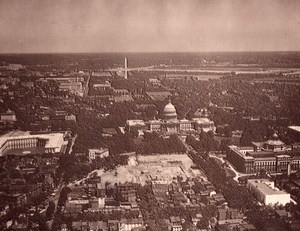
1,50 -> 300,55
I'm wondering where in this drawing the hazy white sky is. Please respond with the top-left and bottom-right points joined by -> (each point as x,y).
1,0 -> 300,53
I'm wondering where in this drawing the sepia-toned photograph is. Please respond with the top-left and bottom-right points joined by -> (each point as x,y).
0,0 -> 300,230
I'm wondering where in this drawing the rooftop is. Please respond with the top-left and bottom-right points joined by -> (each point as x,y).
239,146 -> 254,150
247,151 -> 276,158
0,131 -> 65,155
228,145 -> 254,160
126,120 -> 146,127
288,126 -> 300,133
0,109 -> 16,116
248,179 -> 289,195
5,147 -> 48,156
145,91 -> 172,96
114,88 -> 129,92
192,117 -> 214,124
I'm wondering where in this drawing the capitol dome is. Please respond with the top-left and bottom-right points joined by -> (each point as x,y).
162,100 -> 177,121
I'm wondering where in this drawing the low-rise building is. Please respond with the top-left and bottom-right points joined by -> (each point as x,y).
65,114 -> 77,122
0,109 -> 17,123
114,95 -> 134,102
88,148 -> 109,161
119,218 -> 143,231
191,213 -> 203,226
145,91 -> 172,100
93,81 -> 112,91
169,216 -> 182,231
217,219 -> 256,231
58,81 -> 83,96
247,179 -> 290,205
192,118 -> 216,133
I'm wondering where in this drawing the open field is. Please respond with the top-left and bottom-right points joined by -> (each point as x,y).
95,154 -> 207,185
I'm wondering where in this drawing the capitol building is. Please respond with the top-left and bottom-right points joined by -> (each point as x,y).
126,100 -> 215,135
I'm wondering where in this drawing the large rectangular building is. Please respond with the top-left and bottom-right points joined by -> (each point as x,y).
0,131 -> 67,156
126,118 -> 215,135
247,179 -> 290,205
227,143 -> 300,174
126,101 -> 215,135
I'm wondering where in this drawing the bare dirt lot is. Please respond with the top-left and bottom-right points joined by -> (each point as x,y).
95,154 -> 207,185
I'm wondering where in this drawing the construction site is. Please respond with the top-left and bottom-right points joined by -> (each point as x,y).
96,154 -> 207,185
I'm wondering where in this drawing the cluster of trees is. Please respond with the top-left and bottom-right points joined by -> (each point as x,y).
191,181 -> 205,194
31,213 -> 50,231
137,133 -> 186,155
108,133 -> 136,155
72,112 -> 106,153
31,192 -> 49,207
163,79 -> 210,119
111,79 -> 145,93
136,184 -> 167,230
92,155 -> 128,171
46,201 -> 55,220
210,107 -> 276,147
57,154 -> 92,182
240,122 -> 274,146
101,102 -> 137,128
51,188 -> 71,230
215,125 -> 233,137
210,108 -> 245,131
58,187 -> 71,207
186,131 -> 219,153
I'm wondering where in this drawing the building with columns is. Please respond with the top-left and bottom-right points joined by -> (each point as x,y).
227,135 -> 300,174
126,100 -> 215,135
0,131 -> 67,156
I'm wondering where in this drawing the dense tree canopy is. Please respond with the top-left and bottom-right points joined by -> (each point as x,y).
137,133 -> 186,155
